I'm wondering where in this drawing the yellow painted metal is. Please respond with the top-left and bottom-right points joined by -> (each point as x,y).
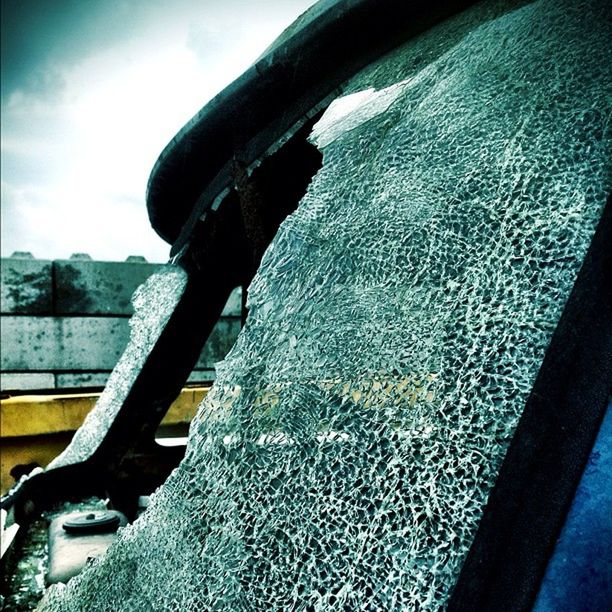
0,386 -> 209,494
1,394 -> 97,438
0,387 -> 209,438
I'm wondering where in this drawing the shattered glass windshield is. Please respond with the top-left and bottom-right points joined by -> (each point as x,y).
42,0 -> 610,609
48,266 -> 187,469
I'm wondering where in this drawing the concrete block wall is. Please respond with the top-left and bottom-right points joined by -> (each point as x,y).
0,253 -> 241,393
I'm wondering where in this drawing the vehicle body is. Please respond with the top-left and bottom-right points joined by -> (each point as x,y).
2,1 -> 610,609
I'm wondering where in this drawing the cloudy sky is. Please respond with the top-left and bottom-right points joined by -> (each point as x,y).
1,0 -> 316,262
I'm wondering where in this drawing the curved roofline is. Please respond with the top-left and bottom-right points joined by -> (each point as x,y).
146,0 -> 477,252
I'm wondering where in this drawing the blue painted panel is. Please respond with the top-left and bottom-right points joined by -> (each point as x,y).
533,400 -> 612,611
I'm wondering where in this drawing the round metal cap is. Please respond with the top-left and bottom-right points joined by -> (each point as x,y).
62,511 -> 121,535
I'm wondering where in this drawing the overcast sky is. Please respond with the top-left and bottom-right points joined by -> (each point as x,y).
1,0 -> 316,262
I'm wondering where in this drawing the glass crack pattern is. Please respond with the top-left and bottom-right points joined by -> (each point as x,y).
48,266 -> 187,469
41,0 -> 610,609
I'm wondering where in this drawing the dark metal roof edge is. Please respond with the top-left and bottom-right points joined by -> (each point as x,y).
146,0 -> 479,248
147,0 -> 349,183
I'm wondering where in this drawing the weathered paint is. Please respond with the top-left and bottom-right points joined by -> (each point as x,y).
0,257 -> 52,314
54,259 -> 161,316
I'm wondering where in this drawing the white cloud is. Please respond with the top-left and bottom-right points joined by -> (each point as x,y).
1,180 -> 167,261
1,1 -> 316,262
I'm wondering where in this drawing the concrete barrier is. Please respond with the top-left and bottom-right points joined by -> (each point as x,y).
2,316 -> 130,371
0,253 -> 52,314
54,257 -> 161,316
0,253 -> 241,392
